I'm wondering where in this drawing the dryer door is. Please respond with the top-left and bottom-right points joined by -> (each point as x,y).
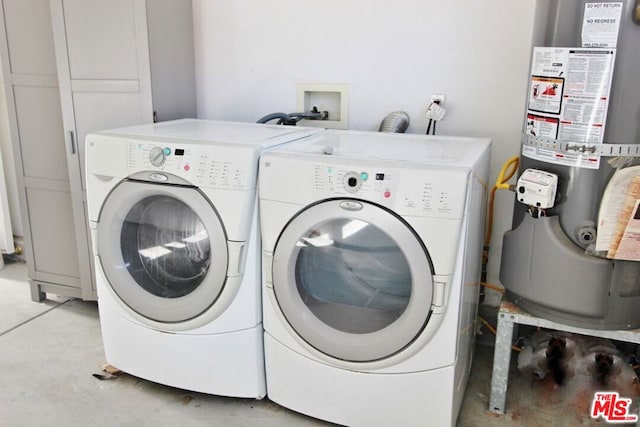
272,199 -> 434,362
97,179 -> 228,323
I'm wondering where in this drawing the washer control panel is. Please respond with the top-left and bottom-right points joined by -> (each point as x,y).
127,141 -> 254,190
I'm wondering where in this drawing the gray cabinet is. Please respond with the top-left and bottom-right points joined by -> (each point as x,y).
0,0 -> 196,301
0,0 -> 81,300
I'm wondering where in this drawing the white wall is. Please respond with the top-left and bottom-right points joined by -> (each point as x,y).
193,0 -> 548,303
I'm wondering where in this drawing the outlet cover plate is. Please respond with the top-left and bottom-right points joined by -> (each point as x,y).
429,93 -> 446,105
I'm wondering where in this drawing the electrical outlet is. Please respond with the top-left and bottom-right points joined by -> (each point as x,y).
429,93 -> 446,105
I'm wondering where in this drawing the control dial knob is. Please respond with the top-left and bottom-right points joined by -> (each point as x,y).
149,146 -> 166,167
343,171 -> 362,193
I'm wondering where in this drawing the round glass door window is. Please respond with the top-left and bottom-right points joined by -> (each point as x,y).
272,199 -> 434,362
121,195 -> 210,298
98,180 -> 228,324
295,218 -> 411,334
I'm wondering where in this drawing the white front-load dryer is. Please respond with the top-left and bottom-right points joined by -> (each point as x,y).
259,130 -> 491,425
85,119 -> 319,398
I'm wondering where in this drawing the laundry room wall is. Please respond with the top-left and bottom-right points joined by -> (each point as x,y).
192,0 -> 551,302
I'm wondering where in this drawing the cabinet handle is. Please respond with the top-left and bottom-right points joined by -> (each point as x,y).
69,130 -> 77,155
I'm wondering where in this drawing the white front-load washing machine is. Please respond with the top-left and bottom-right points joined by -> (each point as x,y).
85,119 -> 319,398
259,130 -> 491,425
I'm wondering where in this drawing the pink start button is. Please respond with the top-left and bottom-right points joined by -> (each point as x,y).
184,164 -> 190,171
383,191 -> 391,198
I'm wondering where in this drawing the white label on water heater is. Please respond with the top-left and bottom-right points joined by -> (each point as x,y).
582,2 -> 623,48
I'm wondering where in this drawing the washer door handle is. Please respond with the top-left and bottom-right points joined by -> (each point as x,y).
227,241 -> 247,277
237,242 -> 247,276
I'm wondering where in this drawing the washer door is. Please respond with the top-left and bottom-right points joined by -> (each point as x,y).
272,199 -> 434,362
97,179 -> 228,323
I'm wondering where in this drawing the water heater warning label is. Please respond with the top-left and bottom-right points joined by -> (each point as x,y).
522,47 -> 615,169
582,3 -> 623,48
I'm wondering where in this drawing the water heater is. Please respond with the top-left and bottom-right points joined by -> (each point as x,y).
501,0 -> 640,329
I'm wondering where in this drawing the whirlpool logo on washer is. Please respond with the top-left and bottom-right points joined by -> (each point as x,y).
340,201 -> 363,211
150,173 -> 168,182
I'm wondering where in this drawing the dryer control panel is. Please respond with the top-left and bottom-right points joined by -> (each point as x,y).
314,165 -> 396,199
260,155 -> 470,220
127,141 -> 256,190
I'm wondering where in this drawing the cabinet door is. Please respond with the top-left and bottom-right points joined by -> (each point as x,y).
13,85 -> 81,287
59,0 -> 140,81
50,0 -> 154,299
51,0 -> 153,189
60,0 -> 155,173
0,0 -> 83,297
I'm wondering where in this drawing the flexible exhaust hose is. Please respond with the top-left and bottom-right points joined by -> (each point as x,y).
378,111 -> 410,133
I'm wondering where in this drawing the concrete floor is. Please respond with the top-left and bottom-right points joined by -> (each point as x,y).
0,259 -> 637,426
